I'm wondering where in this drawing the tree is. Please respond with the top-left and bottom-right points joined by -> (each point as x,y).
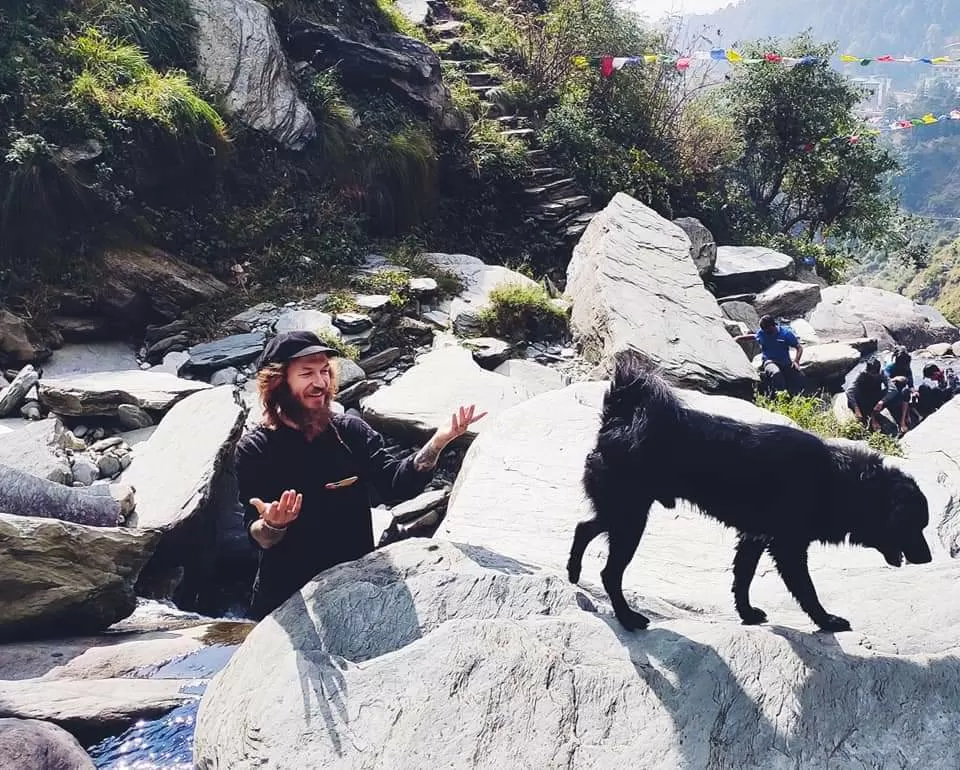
714,34 -> 899,242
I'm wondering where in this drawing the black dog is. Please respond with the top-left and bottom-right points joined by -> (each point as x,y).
568,349 -> 933,633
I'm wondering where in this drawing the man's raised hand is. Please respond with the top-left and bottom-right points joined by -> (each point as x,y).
250,489 -> 302,529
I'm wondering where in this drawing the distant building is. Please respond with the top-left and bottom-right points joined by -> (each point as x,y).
851,76 -> 893,115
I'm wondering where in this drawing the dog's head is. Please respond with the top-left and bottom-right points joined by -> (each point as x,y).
852,467 -> 932,568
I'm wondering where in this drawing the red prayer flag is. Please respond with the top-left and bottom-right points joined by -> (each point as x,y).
600,56 -> 614,78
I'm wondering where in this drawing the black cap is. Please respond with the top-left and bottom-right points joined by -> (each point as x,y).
256,330 -> 339,370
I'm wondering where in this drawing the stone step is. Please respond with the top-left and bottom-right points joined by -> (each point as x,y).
494,115 -> 523,128
429,20 -> 465,39
479,100 -> 508,118
528,166 -> 564,181
469,84 -> 499,97
525,149 -> 549,163
523,178 -> 577,199
499,128 -> 536,143
465,71 -> 500,87
532,195 -> 591,220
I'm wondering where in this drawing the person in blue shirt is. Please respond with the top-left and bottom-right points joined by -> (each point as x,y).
882,347 -> 916,435
749,314 -> 806,395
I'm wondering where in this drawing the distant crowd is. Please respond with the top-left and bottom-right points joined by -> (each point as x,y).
739,315 -> 958,436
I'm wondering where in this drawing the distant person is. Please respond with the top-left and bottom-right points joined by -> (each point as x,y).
736,315 -> 805,395
916,363 -> 953,419
882,347 -> 916,435
235,331 -> 486,620
845,357 -> 907,434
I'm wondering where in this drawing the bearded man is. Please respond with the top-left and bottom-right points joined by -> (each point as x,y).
236,330 -> 485,619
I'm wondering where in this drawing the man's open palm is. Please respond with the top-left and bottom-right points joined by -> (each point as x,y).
250,489 -> 302,528
436,404 -> 487,446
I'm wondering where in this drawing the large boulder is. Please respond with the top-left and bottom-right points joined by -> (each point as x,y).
795,342 -> 862,388
0,514 -> 158,641
360,345 -> 533,446
807,285 -> 960,351
671,216 -> 716,276
187,0 -> 316,149
38,370 -> 210,418
752,280 -> 822,320
285,22 -> 463,132
98,246 -> 229,329
177,332 -> 266,379
565,193 -> 758,397
711,246 -> 797,295
0,418 -> 73,484
421,253 -> 539,336
0,311 -> 50,368
194,535 -> 960,769
0,718 -> 95,770
124,386 -> 245,533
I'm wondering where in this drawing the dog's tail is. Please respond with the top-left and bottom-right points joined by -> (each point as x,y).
602,349 -> 682,430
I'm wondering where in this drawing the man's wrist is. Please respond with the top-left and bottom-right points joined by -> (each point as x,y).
261,518 -> 288,533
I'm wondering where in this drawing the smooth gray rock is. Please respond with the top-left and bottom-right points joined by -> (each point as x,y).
0,513 -> 158,641
565,193 -> 758,397
187,0 -> 316,149
753,280 -> 822,320
359,347 -> 402,375
116,403 -> 153,430
195,533 -> 960,770
222,302 -> 279,334
712,246 -> 796,295
672,216 -> 716,276
333,357 -> 366,390
494,358 -> 565,394
38,370 -> 209,417
273,309 -> 339,337
720,300 -> 760,330
71,457 -> 99,486
209,366 -> 239,387
462,337 -> 512,370
0,364 -> 39,417
39,343 -> 139,378
361,346 -> 532,446
123,386 -> 245,533
179,332 -> 265,378
807,285 -> 960,351
0,418 -> 72,484
0,718 -> 95,770
333,312 -> 373,334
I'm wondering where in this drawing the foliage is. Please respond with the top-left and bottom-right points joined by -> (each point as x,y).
88,0 -> 197,68
317,327 -> 360,360
714,35 -> 899,244
476,281 -> 568,341
906,237 -> 960,325
756,391 -> 903,456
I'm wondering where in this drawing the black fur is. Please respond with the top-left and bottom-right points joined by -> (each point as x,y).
569,349 -> 933,633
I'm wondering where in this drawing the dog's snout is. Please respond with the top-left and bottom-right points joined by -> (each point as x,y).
904,535 -> 933,565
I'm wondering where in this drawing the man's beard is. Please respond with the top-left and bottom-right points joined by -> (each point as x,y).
276,385 -> 332,432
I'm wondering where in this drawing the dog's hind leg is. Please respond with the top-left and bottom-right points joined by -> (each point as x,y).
601,505 -> 653,632
768,541 -> 851,632
567,519 -> 604,584
732,534 -> 768,625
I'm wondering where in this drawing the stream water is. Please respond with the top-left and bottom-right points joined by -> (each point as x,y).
85,626 -> 243,769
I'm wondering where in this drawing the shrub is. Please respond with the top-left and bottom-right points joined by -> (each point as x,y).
476,282 -> 568,341
756,391 -> 902,457
317,327 -> 359,360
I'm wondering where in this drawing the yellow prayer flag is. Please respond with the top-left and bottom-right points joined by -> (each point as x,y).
921,113 -> 938,124
839,54 -> 860,63
931,56 -> 951,64
643,54 -> 658,64
725,49 -> 742,62
572,55 -> 588,68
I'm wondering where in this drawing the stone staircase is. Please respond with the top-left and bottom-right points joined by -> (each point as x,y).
422,1 -> 599,250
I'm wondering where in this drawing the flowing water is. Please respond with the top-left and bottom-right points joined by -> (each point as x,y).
85,610 -> 250,769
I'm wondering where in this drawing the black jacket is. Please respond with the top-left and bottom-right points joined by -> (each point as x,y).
235,413 -> 433,619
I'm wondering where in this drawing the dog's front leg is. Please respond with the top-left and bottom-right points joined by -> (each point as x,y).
601,513 -> 651,631
732,534 -> 768,625
768,541 -> 851,632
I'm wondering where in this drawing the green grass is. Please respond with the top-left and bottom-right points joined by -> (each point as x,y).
476,281 -> 568,341
756,391 -> 903,456
317,327 -> 360,360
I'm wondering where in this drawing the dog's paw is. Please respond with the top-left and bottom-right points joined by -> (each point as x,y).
616,608 -> 650,632
739,606 -> 768,625
816,614 -> 852,633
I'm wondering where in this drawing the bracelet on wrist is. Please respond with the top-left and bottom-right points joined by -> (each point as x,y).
261,519 -> 288,534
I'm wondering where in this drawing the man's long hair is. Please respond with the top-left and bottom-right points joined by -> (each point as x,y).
256,361 -> 339,430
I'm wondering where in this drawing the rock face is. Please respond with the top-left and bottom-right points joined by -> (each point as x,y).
38,370 -> 210,417
807,285 -> 960,351
565,193 -> 758,397
360,346 -> 533,445
752,280 -> 822,320
0,514 -> 158,641
0,311 -> 50,367
671,216 -> 717,276
178,332 -> 266,378
99,247 -> 228,328
124,387 -> 245,532
0,418 -> 72,484
285,21 -> 463,132
0,718 -> 95,770
794,342 -> 862,387
712,246 -> 797,295
187,0 -> 316,149
421,253 -> 539,336
195,533 -> 960,769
